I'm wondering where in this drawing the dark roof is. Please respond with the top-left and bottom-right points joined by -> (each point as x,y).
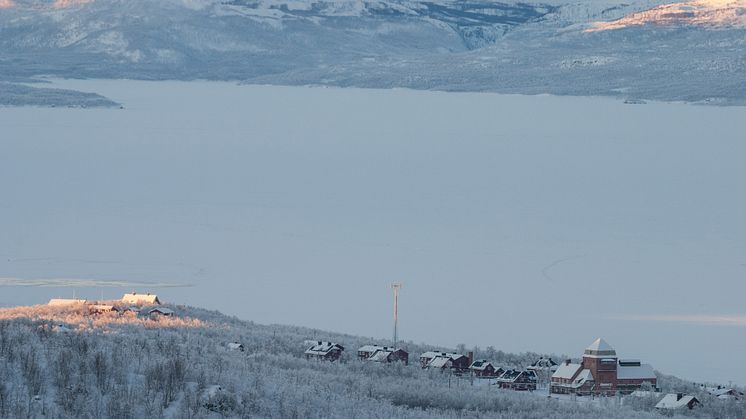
498,369 -> 537,382
531,357 -> 558,367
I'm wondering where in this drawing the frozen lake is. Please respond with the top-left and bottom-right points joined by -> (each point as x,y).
2,80 -> 745,386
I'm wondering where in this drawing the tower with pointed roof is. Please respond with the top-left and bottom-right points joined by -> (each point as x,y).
551,338 -> 657,396
581,338 -> 618,393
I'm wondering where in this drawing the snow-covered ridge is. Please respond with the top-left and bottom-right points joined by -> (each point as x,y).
588,0 -> 746,31
0,301 -> 741,417
1,1 -> 746,104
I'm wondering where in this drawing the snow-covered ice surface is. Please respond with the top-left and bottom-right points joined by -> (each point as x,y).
2,80 -> 746,386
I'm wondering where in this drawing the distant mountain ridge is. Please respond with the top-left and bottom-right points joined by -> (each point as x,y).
2,0 -> 746,105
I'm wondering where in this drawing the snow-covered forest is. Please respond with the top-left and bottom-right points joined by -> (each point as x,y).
0,303 -> 743,418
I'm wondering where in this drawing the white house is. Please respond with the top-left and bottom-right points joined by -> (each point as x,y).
655,393 -> 700,410
122,293 -> 160,305
48,299 -> 87,306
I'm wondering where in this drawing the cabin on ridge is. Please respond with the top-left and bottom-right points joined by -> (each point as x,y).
48,299 -> 87,306
147,307 -> 174,317
122,292 -> 160,305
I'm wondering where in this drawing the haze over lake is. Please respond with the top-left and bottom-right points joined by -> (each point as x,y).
2,79 -> 745,385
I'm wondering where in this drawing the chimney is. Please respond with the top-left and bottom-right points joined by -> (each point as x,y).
318,341 -> 321,345
565,359 -> 571,366
677,393 -> 683,401
468,351 -> 474,366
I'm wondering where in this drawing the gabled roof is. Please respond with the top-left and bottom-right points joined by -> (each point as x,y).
421,351 -> 463,361
359,345 -> 385,353
122,293 -> 160,305
368,350 -> 392,362
655,394 -> 699,410
426,356 -> 452,369
528,357 -> 558,371
705,387 -> 743,397
531,357 -> 558,367
498,369 -> 536,382
469,360 -> 494,371
148,307 -> 174,315
48,299 -> 87,306
305,341 -> 344,356
574,369 -> 593,387
552,363 -> 582,380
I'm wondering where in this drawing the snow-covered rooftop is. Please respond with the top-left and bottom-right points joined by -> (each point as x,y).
617,363 -> 656,380
148,307 -> 174,315
655,393 -> 698,410
552,363 -> 582,380
368,350 -> 392,362
305,341 -> 344,355
420,351 -> 441,359
498,369 -> 536,382
358,345 -> 385,353
584,338 -> 617,357
586,337 -> 614,351
469,360 -> 493,370
574,369 -> 593,386
122,293 -> 160,305
48,298 -> 87,306
427,356 -> 452,369
421,351 -> 462,360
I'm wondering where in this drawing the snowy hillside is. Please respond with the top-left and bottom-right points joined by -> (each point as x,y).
0,302 -> 742,418
2,0 -> 746,105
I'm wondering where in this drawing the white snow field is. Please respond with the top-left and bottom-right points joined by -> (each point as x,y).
1,80 -> 746,386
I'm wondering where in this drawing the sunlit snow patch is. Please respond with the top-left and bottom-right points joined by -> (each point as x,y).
588,0 -> 746,32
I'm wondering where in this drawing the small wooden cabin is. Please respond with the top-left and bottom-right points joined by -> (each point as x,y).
305,341 -> 344,362
496,369 -> 537,391
469,360 -> 502,378
147,307 -> 174,317
122,293 -> 160,305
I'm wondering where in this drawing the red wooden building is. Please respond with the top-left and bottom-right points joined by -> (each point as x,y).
550,338 -> 657,396
305,341 -> 344,362
469,360 -> 503,378
420,352 -> 471,372
496,369 -> 537,391
358,345 -> 408,365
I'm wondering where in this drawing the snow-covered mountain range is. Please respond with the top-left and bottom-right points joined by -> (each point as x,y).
2,0 -> 746,105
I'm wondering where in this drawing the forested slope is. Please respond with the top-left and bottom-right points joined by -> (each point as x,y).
0,303 -> 742,418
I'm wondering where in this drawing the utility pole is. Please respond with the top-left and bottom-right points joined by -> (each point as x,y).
392,283 -> 402,347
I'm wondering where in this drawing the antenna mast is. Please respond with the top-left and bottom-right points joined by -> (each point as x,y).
392,283 -> 402,347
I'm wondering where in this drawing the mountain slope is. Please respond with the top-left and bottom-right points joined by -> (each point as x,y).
0,0 -> 554,79
1,1 -> 746,104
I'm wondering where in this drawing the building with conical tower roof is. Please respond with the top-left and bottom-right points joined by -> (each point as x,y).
550,338 -> 657,396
